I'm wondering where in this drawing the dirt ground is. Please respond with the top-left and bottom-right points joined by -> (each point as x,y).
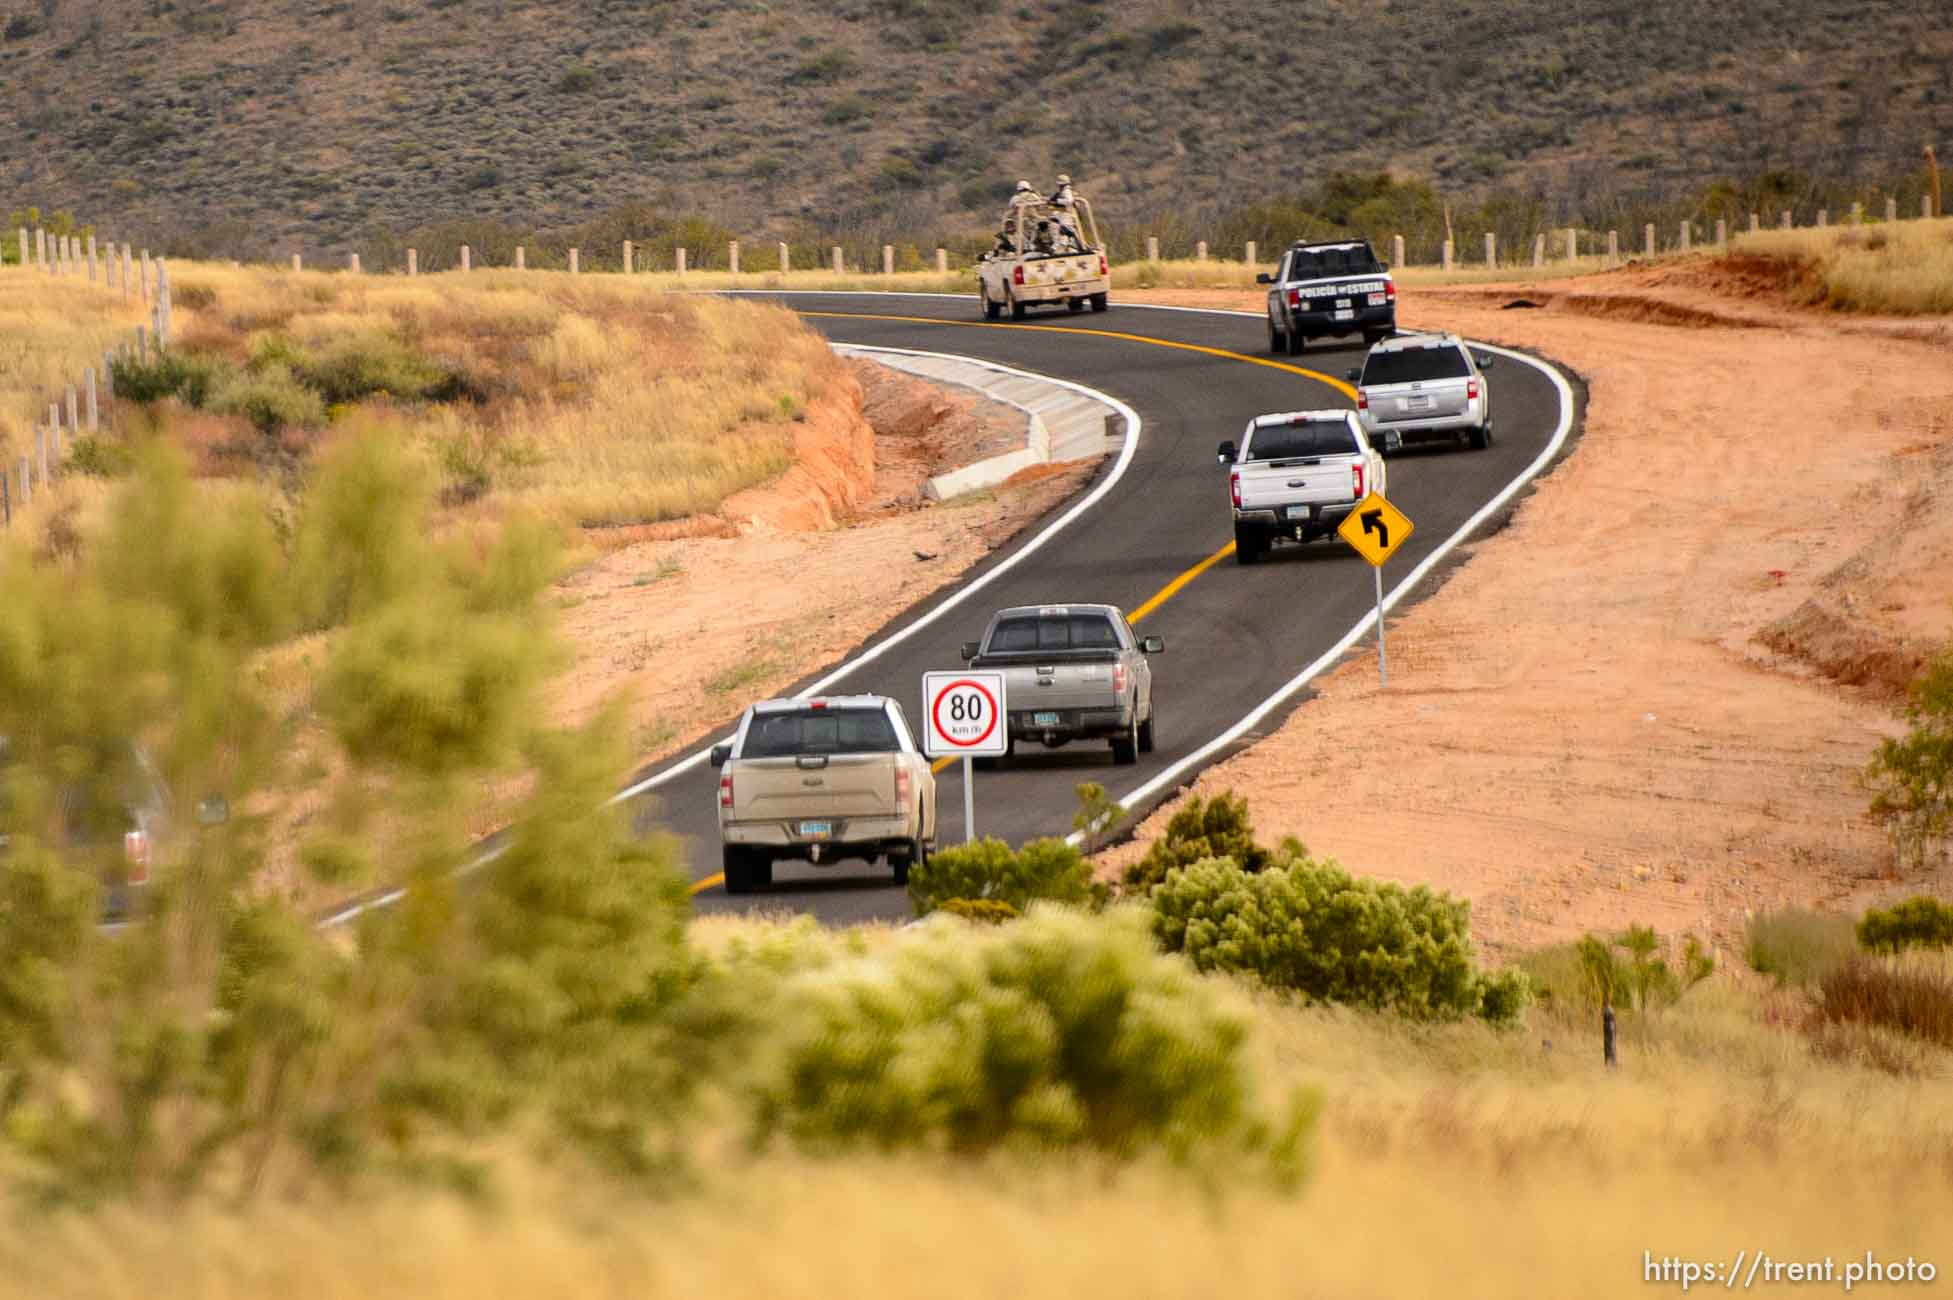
546,358 -> 1096,776
1094,270 -> 1953,957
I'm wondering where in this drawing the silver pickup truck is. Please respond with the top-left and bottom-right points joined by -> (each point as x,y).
958,604 -> 1163,766
710,695 -> 938,893
1218,410 -> 1388,564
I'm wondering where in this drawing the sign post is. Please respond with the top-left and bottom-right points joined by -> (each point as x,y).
1335,491 -> 1415,688
922,670 -> 1009,843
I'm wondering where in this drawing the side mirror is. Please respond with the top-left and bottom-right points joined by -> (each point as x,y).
709,744 -> 732,768
1477,354 -> 1494,369
1255,272 -> 1273,285
959,641 -> 980,662
1215,440 -> 1237,464
1345,367 -> 1361,383
1140,636 -> 1165,655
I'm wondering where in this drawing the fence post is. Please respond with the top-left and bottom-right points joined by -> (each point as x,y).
728,240 -> 740,274
1195,239 -> 1208,262
1886,197 -> 1898,223
830,245 -> 843,274
1483,231 -> 1496,268
1850,202 -> 1863,225
1926,195 -> 1936,221
349,252 -> 361,273
1441,239 -> 1453,272
460,244 -> 472,272
935,247 -> 948,274
778,241 -> 789,273
568,248 -> 579,274
1531,233 -> 1544,268
406,247 -> 418,276
1750,212 -> 1760,234
882,244 -> 894,275
85,368 -> 99,432
291,252 -> 302,272
66,386 -> 79,444
1780,210 -> 1792,229
87,234 -> 98,281
1245,239 -> 1257,267
1715,218 -> 1727,248
675,247 -> 686,275
121,245 -> 132,299
1679,221 -> 1691,253
515,245 -> 526,271
623,240 -> 634,275
1602,1003 -> 1618,1068
34,227 -> 46,268
1817,209 -> 1828,228
1146,235 -> 1159,262
1643,223 -> 1656,257
1391,234 -> 1404,268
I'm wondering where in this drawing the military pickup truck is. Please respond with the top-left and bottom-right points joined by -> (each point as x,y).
710,695 -> 938,893
1218,410 -> 1389,564
1259,239 -> 1397,355
977,190 -> 1110,319
958,604 -> 1163,765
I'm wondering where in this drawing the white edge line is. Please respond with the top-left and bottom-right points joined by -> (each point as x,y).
1071,337 -> 1576,840
605,345 -> 1141,804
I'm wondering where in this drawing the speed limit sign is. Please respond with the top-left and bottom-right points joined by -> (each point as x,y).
922,671 -> 1009,758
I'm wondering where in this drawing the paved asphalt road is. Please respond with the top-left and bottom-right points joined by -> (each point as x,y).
622,293 -> 1580,925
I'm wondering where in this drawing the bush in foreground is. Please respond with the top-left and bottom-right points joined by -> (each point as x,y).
748,907 -> 1315,1181
1745,907 -> 1858,986
1857,896 -> 1953,955
1148,856 -> 1527,1024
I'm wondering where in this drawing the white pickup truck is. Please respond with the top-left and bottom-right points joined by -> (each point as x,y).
958,604 -> 1163,765
1217,410 -> 1388,565
710,695 -> 938,893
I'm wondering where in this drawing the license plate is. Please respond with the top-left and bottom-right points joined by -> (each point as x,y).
1033,711 -> 1061,727
1406,395 -> 1433,411
1285,505 -> 1310,521
1334,308 -> 1354,321
1367,293 -> 1388,306
798,821 -> 832,839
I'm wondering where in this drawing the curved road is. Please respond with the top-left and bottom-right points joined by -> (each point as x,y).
626,294 -> 1582,925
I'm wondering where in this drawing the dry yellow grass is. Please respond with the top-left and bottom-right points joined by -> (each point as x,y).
0,266 -> 144,463
1734,217 -> 1953,314
6,959 -> 1945,1300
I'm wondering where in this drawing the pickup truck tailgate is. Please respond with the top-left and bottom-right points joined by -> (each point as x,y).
732,755 -> 896,821
1236,457 -> 1360,512
1022,254 -> 1101,287
1005,660 -> 1118,711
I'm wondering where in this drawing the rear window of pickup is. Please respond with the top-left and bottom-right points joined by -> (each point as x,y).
743,708 -> 899,757
988,615 -> 1122,652
1287,246 -> 1383,279
1362,346 -> 1472,386
1245,421 -> 1358,460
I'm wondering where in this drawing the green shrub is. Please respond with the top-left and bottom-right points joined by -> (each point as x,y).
908,835 -> 1098,917
108,352 -> 223,407
293,333 -> 458,405
1553,925 -> 1714,1014
747,907 -> 1316,1179
1122,791 -> 1303,893
64,436 -> 136,478
937,897 -> 1020,925
209,363 -> 326,436
1747,907 -> 1858,984
1864,645 -> 1953,868
1149,856 -> 1525,1024
1857,896 -> 1953,955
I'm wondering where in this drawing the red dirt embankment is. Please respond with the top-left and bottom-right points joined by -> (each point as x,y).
1107,264 -> 1953,956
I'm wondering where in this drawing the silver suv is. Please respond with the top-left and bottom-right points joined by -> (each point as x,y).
1347,333 -> 1495,452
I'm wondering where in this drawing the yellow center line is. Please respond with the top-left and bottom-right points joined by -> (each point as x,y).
693,306 -> 1337,895
796,311 -> 1359,399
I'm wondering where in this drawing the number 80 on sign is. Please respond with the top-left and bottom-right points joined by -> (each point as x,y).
922,671 -> 1009,758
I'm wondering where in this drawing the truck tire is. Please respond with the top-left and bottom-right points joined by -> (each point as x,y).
1468,421 -> 1492,450
723,845 -> 771,894
890,834 -> 927,887
1138,702 -> 1156,754
1285,329 -> 1305,357
1089,292 -> 1108,312
1067,298 -> 1086,313
1111,711 -> 1139,766
1268,318 -> 1286,355
1233,522 -> 1265,565
1008,291 -> 1027,321
981,287 -> 1000,321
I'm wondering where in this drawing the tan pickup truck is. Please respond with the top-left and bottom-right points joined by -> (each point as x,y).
976,190 -> 1110,320
710,695 -> 938,893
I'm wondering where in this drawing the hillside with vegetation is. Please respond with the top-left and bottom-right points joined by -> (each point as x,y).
1,0 -> 1947,262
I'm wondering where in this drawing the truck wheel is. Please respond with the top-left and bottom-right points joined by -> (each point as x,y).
1468,422 -> 1492,450
1138,704 -> 1156,754
1067,298 -> 1086,313
890,834 -> 927,887
1233,523 -> 1264,565
722,845 -> 770,894
1008,291 -> 1027,321
1268,319 -> 1286,355
981,287 -> 1000,321
1089,292 -> 1108,312
1286,329 -> 1306,357
1111,714 -> 1139,766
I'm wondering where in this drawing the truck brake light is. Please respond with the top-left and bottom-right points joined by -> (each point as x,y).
896,765 -> 912,807
1467,379 -> 1479,401
1229,471 -> 1241,508
1385,280 -> 1397,303
1356,389 -> 1368,411
1112,662 -> 1128,695
1286,289 -> 1300,308
719,772 -> 733,810
1352,463 -> 1366,500
1012,265 -> 1025,286
1098,254 -> 1108,276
